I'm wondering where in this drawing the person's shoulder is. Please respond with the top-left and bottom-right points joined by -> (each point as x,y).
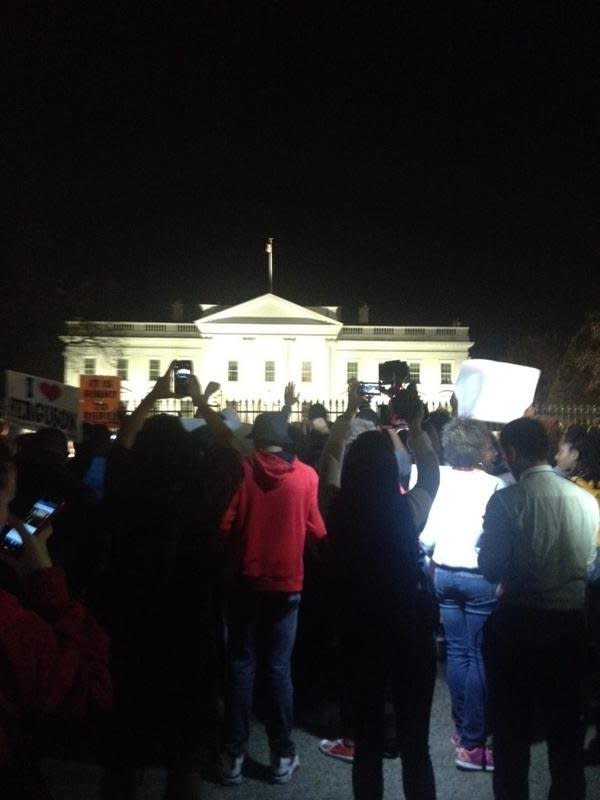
487,479 -> 521,507
485,470 -> 511,491
571,477 -> 600,502
241,454 -> 256,476
566,476 -> 600,507
560,473 -> 592,494
286,457 -> 319,489
293,457 -> 318,479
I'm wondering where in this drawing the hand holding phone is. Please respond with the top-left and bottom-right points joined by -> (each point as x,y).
1,500 -> 62,552
359,381 -> 381,397
150,362 -> 176,400
0,520 -> 53,575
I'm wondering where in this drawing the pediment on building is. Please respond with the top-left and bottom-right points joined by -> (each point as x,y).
195,293 -> 341,327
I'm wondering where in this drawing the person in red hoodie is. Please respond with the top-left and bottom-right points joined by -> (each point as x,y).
0,444 -> 112,799
219,411 -> 326,786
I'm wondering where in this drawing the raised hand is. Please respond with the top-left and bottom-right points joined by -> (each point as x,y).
204,381 -> 221,400
188,374 -> 204,406
346,379 -> 362,415
403,384 -> 425,430
284,382 -> 299,407
150,361 -> 176,400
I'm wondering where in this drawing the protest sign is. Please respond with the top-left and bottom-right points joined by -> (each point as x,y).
2,370 -> 80,438
80,375 -> 121,427
454,359 -> 540,423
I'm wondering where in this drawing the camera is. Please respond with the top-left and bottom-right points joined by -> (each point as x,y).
355,360 -> 421,422
377,360 -> 421,423
357,361 -> 412,401
378,360 -> 411,387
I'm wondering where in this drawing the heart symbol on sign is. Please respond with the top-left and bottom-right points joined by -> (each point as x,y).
40,382 -> 62,402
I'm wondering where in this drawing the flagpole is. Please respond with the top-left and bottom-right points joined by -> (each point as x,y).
266,237 -> 274,292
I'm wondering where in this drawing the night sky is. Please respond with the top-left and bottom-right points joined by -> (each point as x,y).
3,4 -> 599,379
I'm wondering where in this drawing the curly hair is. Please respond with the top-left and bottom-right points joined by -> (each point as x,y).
441,418 -> 492,468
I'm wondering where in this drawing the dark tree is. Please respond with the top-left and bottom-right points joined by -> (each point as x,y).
548,312 -> 600,404
500,332 -> 567,404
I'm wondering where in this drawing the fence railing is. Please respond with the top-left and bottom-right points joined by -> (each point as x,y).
139,397 -> 455,424
140,398 -> 599,430
536,404 -> 600,428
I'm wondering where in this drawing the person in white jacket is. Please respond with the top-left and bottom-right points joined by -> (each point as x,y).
419,417 -> 505,772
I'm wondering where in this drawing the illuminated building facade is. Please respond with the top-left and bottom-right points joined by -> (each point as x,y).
62,293 -> 473,410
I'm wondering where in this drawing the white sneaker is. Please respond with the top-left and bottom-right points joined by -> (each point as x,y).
219,752 -> 245,785
270,753 -> 300,784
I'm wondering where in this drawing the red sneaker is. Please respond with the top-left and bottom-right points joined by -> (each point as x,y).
485,747 -> 494,771
455,745 -> 486,771
450,731 -> 461,747
319,739 -> 355,762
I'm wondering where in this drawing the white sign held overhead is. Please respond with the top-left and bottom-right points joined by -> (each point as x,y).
454,359 -> 540,424
2,370 -> 80,438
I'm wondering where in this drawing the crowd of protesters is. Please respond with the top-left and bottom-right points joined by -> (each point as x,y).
0,361 -> 599,800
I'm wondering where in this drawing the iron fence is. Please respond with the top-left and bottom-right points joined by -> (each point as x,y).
536,404 -> 600,429
138,396 -> 455,423
138,397 -> 599,430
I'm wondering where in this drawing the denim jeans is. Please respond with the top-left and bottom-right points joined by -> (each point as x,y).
224,590 -> 300,758
434,567 -> 497,748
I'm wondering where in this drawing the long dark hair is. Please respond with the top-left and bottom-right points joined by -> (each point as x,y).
572,428 -> 600,485
329,431 -> 420,616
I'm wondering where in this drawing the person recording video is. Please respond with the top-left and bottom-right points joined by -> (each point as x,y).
318,380 -> 440,800
0,443 -> 112,799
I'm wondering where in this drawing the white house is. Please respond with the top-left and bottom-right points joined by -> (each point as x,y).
62,293 -> 473,412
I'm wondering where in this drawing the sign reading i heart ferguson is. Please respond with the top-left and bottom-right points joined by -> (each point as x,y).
2,370 -> 80,438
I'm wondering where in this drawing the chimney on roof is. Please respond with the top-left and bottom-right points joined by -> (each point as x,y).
171,301 -> 184,321
358,303 -> 370,324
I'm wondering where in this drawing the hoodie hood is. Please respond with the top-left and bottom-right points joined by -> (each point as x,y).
249,451 -> 296,490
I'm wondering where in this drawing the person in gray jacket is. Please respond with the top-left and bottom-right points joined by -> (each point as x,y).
478,417 -> 598,800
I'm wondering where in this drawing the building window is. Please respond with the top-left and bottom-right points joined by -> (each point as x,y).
149,359 -> 161,380
409,362 -> 421,383
347,362 -> 358,382
228,360 -> 238,382
301,361 -> 312,382
116,359 -> 128,381
84,358 -> 96,376
440,363 -> 453,384
265,361 -> 276,382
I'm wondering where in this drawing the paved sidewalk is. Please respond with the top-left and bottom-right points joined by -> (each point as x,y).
42,673 -> 600,799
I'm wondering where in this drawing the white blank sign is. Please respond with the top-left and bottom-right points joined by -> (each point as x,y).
454,359 -> 540,423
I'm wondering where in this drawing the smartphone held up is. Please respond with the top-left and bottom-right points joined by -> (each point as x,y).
1,499 -> 62,552
173,360 -> 194,397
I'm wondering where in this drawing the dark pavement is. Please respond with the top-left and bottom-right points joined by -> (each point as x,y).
41,670 -> 600,799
